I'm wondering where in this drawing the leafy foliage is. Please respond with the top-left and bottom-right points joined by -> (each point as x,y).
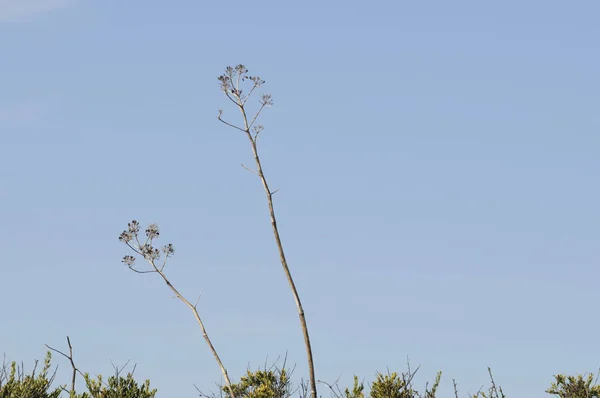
344,376 -> 365,398
368,370 -> 441,398
78,372 -> 157,398
546,373 -> 600,398
0,352 -> 62,398
1,352 -> 155,398
3,350 -> 600,398
370,372 -> 412,398
223,368 -> 292,398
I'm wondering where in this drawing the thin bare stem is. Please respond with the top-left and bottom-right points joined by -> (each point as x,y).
242,82 -> 260,106
225,92 -> 239,106
219,66 -> 317,398
45,336 -> 85,397
240,163 -> 259,175
127,267 -> 157,274
145,257 -> 235,398
247,103 -> 267,130
217,115 -> 247,132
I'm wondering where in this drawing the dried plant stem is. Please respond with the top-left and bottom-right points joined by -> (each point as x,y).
159,270 -> 234,398
246,133 -> 317,398
218,66 -> 317,398
126,242 -> 236,398
242,114 -> 317,398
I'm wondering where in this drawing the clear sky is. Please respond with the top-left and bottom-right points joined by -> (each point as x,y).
1,1 -> 598,397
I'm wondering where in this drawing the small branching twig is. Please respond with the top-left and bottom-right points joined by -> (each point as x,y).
217,64 -> 317,398
486,367 -> 505,398
195,380 -> 227,398
45,336 -> 84,397
472,368 -> 505,398
297,379 -> 310,398
119,221 -> 235,398
317,377 -> 344,398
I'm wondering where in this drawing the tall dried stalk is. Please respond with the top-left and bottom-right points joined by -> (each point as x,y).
217,64 -> 317,398
119,221 -> 235,398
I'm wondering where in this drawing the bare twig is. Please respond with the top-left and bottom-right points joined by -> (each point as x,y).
317,377 -> 344,398
240,163 -> 259,175
45,336 -> 85,397
217,114 -> 246,132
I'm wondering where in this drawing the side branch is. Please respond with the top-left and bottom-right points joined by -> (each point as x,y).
217,114 -> 246,132
45,336 -> 84,396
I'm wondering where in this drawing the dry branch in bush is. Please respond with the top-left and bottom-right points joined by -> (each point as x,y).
45,336 -> 84,397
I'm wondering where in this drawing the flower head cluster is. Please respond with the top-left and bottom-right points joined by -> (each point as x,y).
119,220 -> 141,243
234,64 -> 248,74
122,255 -> 135,266
218,75 -> 230,93
145,223 -> 159,239
141,244 -> 160,261
128,220 -> 140,234
248,76 -> 265,86
162,243 -> 175,257
260,94 -> 273,107
217,65 -> 272,112
119,220 -> 175,269
119,230 -> 134,243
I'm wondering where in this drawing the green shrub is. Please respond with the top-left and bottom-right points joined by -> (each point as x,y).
344,376 -> 365,398
546,373 -> 600,398
0,352 -> 62,398
3,348 -> 600,397
78,372 -> 157,398
1,351 -> 155,398
369,370 -> 441,398
223,368 -> 292,398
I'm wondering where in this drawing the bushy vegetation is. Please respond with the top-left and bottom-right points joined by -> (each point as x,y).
545,374 -> 600,398
5,65 -> 598,397
0,351 -> 155,398
0,352 -> 62,398
2,350 -> 599,397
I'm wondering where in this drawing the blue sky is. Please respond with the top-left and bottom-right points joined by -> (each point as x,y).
1,1 -> 598,397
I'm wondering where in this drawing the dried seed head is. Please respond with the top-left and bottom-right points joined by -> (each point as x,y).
128,220 -> 140,234
218,75 -> 231,92
122,255 -> 136,266
162,244 -> 175,256
261,94 -> 273,106
141,244 -> 160,261
145,224 -> 160,239
249,76 -> 265,86
119,231 -> 134,243
235,64 -> 248,74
